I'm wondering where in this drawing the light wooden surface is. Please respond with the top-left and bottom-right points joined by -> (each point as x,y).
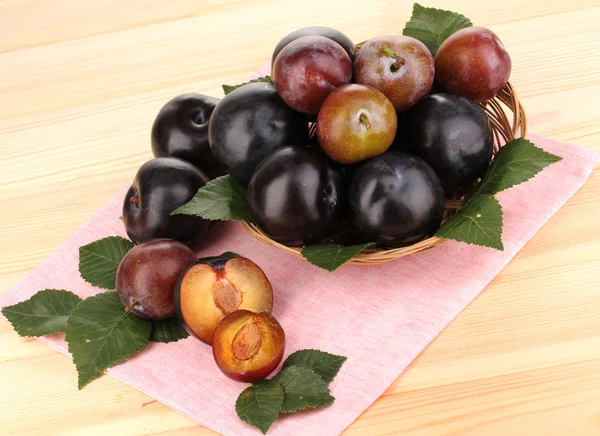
1,1 -> 599,434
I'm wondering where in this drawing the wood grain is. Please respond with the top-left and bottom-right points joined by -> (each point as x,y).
1,1 -> 599,435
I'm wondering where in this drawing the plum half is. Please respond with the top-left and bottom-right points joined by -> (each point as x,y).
174,254 -> 273,344
212,310 -> 285,382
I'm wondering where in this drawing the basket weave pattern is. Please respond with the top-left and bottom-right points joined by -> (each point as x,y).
244,47 -> 527,265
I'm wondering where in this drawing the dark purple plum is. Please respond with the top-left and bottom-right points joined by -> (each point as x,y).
396,93 -> 494,193
123,157 -> 210,246
271,26 -> 356,66
151,93 -> 227,179
349,151 -> 445,248
116,239 -> 197,320
248,146 -> 345,246
208,82 -> 308,183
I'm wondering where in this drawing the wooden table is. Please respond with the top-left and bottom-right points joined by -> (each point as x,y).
1,1 -> 599,434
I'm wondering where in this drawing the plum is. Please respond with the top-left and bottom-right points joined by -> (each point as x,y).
397,93 -> 494,193
353,35 -> 434,112
349,151 -> 445,248
212,310 -> 285,383
151,93 -> 227,179
435,27 -> 511,102
174,254 -> 273,344
116,239 -> 197,320
248,146 -> 345,246
208,82 -> 308,183
316,84 -> 397,164
271,26 -> 356,65
272,35 -> 352,114
123,157 -> 211,246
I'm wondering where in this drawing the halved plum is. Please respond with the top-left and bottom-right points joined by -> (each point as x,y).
212,310 -> 285,382
174,255 -> 273,344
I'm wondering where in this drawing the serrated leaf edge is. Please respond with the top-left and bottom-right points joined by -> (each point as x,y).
64,292 -> 151,389
78,236 -> 133,290
150,318 -> 189,344
436,195 -> 504,250
170,175 -> 253,222
1,289 -> 82,337
301,242 -> 374,272
281,349 -> 347,383
235,380 -> 284,434
223,76 -> 273,95
403,3 -> 472,54
471,139 -> 563,199
274,365 -> 335,413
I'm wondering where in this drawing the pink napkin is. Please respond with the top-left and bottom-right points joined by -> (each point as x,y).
1,121 -> 598,435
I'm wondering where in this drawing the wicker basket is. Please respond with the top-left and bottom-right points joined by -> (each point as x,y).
244,45 -> 527,265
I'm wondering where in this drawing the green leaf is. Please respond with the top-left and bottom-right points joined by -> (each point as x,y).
79,236 -> 134,290
470,138 -> 562,199
223,76 -> 273,95
2,290 -> 82,337
273,365 -> 334,413
236,379 -> 284,434
403,3 -> 472,55
65,292 -> 151,389
436,139 -> 560,250
171,175 -> 253,222
150,318 -> 189,343
281,349 -> 347,384
436,195 -> 504,250
301,242 -> 374,272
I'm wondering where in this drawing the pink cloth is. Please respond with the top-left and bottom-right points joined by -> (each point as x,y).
1,129 -> 598,434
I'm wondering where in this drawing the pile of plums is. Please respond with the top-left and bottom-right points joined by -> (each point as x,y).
116,242 -> 284,382
122,25 -> 511,251
114,24 -> 511,381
